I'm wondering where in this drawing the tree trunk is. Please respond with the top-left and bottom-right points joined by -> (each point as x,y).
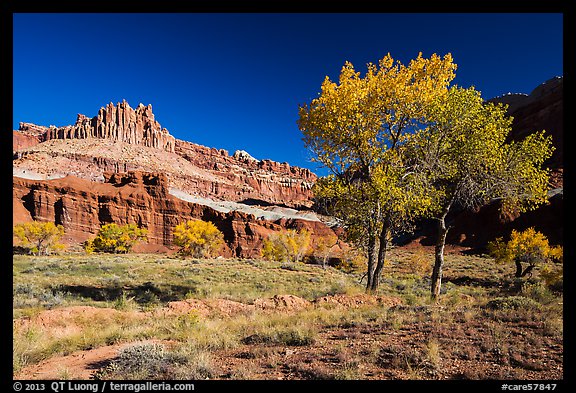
515,261 -> 535,278
370,225 -> 390,292
515,260 -> 523,278
431,213 -> 449,301
365,233 -> 378,292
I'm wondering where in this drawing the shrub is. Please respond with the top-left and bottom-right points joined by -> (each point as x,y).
335,248 -> 367,273
93,342 -> 214,380
484,296 -> 542,311
242,326 -> 316,346
520,281 -> 556,304
539,263 -> 563,292
261,229 -> 311,263
85,223 -> 148,254
406,249 -> 433,276
13,221 -> 65,256
173,220 -> 224,258
488,227 -> 562,278
311,234 -> 338,268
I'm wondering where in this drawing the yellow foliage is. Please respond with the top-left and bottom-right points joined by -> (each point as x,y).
539,263 -> 563,291
299,50 -> 553,295
13,221 -> 65,256
84,223 -> 148,254
173,220 -> 224,258
335,248 -> 367,273
298,52 -> 457,261
261,229 -> 311,263
311,234 -> 338,266
488,227 -> 562,278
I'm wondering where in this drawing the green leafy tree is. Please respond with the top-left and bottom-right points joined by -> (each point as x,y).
406,86 -> 554,300
13,221 -> 65,255
298,52 -> 456,292
173,220 -> 224,258
85,223 -> 148,254
488,227 -> 562,278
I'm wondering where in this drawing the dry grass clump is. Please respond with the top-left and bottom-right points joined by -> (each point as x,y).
93,342 -> 214,380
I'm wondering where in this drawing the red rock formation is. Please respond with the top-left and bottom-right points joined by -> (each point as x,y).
13,171 -> 336,258
174,140 -> 316,208
18,100 -> 176,153
13,131 -> 41,152
13,101 -> 316,209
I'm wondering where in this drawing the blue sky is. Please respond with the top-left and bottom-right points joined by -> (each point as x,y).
13,13 -> 563,175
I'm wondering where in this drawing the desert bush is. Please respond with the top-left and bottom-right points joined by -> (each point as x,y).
377,343 -> 439,378
539,263 -> 563,292
520,281 -> 556,305
407,249 -> 432,276
13,221 -> 65,256
484,296 -> 542,311
488,227 -> 562,278
310,234 -> 338,268
84,223 -> 148,254
334,248 -> 366,273
13,284 -> 67,309
113,291 -> 137,311
242,326 -> 316,346
93,342 -> 213,380
261,229 -> 311,263
172,220 -> 224,258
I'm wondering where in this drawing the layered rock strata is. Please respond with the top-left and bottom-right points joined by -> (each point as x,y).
13,171 -> 336,258
174,140 -> 316,208
13,101 -> 316,208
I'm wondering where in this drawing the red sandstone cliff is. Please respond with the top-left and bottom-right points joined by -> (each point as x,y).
13,172 -> 336,258
13,76 -> 563,255
13,101 -> 316,209
17,100 -> 175,153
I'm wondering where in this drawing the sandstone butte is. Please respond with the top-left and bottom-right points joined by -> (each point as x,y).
13,77 -> 563,256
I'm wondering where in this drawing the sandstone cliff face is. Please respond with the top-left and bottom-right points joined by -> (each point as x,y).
174,140 -> 316,208
13,131 -> 41,152
13,76 -> 562,255
13,172 -> 335,258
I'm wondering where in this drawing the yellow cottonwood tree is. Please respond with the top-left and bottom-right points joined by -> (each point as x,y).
406,86 -> 554,299
85,223 -> 148,254
488,228 -> 562,278
13,221 -> 65,255
261,229 -> 311,263
299,53 -> 456,292
173,220 -> 224,258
